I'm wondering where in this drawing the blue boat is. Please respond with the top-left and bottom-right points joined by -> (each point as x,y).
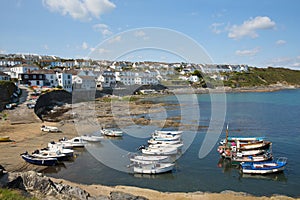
21,153 -> 58,166
240,157 -> 287,174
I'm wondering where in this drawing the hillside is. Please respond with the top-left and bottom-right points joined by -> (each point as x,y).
222,67 -> 300,88
0,81 -> 18,111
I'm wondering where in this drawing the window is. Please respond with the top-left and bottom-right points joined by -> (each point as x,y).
33,75 -> 36,79
39,75 -> 43,79
68,75 -> 71,79
24,75 -> 29,79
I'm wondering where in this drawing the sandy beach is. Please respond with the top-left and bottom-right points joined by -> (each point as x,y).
0,87 -> 299,199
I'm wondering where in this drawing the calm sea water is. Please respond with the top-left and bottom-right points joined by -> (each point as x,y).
44,89 -> 300,197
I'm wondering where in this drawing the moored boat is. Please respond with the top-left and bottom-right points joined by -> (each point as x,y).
148,138 -> 181,145
32,149 -> 68,161
60,137 -> 87,148
130,155 -> 170,164
101,129 -> 123,137
231,152 -> 273,165
41,125 -> 59,132
81,135 -> 103,142
240,157 -> 287,174
142,146 -> 178,155
0,136 -> 10,142
21,152 -> 58,166
133,162 -> 175,174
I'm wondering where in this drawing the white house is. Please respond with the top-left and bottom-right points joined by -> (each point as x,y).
101,71 -> 116,87
73,75 -> 96,90
10,64 -> 39,79
189,75 -> 199,83
31,70 -> 57,87
56,72 -> 72,93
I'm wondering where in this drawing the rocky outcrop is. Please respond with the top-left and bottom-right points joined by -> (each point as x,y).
0,169 -> 148,200
0,81 -> 18,111
34,90 -> 72,121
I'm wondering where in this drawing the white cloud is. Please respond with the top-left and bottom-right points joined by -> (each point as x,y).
276,40 -> 286,45
42,0 -> 116,21
93,23 -> 112,36
108,35 -> 121,44
134,30 -> 146,37
0,49 -> 6,54
82,42 -> 88,50
210,23 -> 224,34
228,16 -> 276,39
235,47 -> 260,56
96,48 -> 111,54
43,44 -> 49,50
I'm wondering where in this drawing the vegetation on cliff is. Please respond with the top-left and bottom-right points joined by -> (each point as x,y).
222,67 -> 300,88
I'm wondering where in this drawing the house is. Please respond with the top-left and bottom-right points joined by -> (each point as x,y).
101,71 -> 116,88
31,70 -> 57,87
10,64 -> 39,79
18,73 -> 45,87
189,75 -> 199,83
0,71 -> 10,81
73,75 -> 96,90
56,72 -> 72,93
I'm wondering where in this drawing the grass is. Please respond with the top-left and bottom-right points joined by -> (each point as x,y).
0,188 -> 37,200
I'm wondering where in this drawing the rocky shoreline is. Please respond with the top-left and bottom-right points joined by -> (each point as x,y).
0,170 -> 297,200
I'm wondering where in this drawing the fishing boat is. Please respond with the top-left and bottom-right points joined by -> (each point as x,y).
142,146 -> 178,155
240,157 -> 287,174
133,162 -> 175,174
219,136 -> 265,145
130,155 -> 170,164
101,129 -> 123,137
32,149 -> 68,161
81,135 -> 103,142
47,142 -> 74,157
41,125 -> 59,132
152,134 -> 181,141
231,152 -> 273,165
152,130 -> 182,136
0,136 -> 10,142
239,141 -> 271,150
148,139 -> 181,145
148,143 -> 183,150
21,152 -> 58,166
60,137 -> 87,148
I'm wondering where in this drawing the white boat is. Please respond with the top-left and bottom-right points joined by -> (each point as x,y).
219,136 -> 265,145
47,141 -> 74,156
133,162 -> 175,174
130,155 -> 169,164
236,149 -> 266,156
152,130 -> 182,136
240,157 -> 287,174
152,134 -> 181,141
142,146 -> 178,155
148,139 -> 181,145
81,135 -> 103,142
240,141 -> 271,150
148,143 -> 183,150
32,149 -> 68,161
101,129 -> 123,137
41,125 -> 59,132
60,137 -> 87,148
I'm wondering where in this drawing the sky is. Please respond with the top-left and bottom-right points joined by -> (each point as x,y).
1,0 -> 300,69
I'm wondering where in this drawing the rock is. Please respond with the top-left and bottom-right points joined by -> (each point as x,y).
110,191 -> 148,200
0,171 -> 91,200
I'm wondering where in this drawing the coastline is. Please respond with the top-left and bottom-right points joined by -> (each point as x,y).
0,86 -> 299,199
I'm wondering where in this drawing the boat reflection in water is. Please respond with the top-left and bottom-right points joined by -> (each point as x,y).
217,158 -> 287,182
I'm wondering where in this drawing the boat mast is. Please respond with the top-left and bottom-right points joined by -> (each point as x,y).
225,124 -> 229,147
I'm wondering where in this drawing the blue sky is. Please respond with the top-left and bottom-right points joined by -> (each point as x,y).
1,0 -> 300,69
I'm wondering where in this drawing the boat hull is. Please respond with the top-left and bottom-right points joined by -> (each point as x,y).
133,163 -> 174,174
21,154 -> 57,166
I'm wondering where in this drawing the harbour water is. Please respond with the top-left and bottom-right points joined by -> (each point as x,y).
44,89 -> 300,197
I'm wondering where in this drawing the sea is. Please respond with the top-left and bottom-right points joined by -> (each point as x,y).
44,89 -> 300,197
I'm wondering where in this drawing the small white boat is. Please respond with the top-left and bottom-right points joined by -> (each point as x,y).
81,135 -> 103,142
231,152 -> 273,165
152,134 -> 181,141
219,136 -> 265,145
142,146 -> 178,155
101,129 -> 123,137
60,137 -> 87,148
152,130 -> 182,136
47,142 -> 74,156
133,162 -> 175,174
41,125 -> 59,132
32,149 -> 68,161
148,139 -> 181,145
130,155 -> 169,164
148,143 -> 183,150
236,149 -> 266,156
240,141 -> 271,150
240,157 -> 287,174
